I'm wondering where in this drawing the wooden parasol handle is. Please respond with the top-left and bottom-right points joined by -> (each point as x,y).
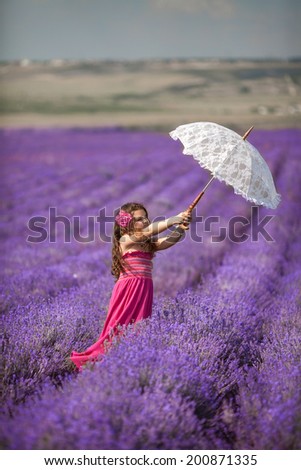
242,126 -> 254,141
187,191 -> 205,213
184,125 -> 255,218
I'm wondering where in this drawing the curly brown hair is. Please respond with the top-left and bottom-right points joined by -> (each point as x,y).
111,202 -> 157,280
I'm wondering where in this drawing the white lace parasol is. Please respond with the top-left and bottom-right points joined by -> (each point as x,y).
170,121 -> 281,210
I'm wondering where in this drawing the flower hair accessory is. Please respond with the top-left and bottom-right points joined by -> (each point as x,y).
115,210 -> 133,227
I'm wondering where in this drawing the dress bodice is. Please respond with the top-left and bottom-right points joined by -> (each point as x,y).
119,250 -> 153,280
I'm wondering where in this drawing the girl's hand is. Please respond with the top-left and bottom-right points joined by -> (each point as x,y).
176,211 -> 192,230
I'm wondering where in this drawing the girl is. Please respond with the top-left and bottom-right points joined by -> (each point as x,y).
70,202 -> 191,369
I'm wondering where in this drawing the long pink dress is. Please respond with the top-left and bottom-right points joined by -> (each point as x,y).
70,250 -> 154,369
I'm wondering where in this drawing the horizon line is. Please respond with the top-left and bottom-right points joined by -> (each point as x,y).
1,56 -> 301,65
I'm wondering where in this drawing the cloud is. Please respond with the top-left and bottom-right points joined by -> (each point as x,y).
150,0 -> 236,17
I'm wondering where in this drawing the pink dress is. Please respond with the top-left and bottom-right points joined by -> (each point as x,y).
70,250 -> 154,369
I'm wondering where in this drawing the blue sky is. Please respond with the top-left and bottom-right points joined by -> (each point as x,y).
0,0 -> 300,61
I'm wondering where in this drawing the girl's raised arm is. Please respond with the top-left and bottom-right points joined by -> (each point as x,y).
154,225 -> 186,251
141,212 -> 190,238
121,212 -> 191,250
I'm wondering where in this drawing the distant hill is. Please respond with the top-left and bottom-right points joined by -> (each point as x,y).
0,59 -> 300,129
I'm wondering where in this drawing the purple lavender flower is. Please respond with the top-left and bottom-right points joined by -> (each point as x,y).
0,128 -> 300,449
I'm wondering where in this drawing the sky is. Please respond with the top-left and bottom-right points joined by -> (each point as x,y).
0,0 -> 300,61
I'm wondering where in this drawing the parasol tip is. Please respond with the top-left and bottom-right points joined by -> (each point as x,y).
242,126 -> 254,140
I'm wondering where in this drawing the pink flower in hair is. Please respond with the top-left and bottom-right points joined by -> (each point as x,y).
115,210 -> 133,227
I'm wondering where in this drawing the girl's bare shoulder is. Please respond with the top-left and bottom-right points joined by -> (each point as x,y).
119,234 -> 135,251
119,233 -> 148,255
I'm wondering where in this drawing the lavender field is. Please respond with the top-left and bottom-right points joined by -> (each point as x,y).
0,127 -> 301,450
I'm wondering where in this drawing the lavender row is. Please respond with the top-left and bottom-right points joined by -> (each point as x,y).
1,129 -> 300,449
0,127 -> 280,409
2,212 -> 300,449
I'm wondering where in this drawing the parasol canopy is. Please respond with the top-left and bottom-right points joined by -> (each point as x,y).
170,121 -> 281,211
